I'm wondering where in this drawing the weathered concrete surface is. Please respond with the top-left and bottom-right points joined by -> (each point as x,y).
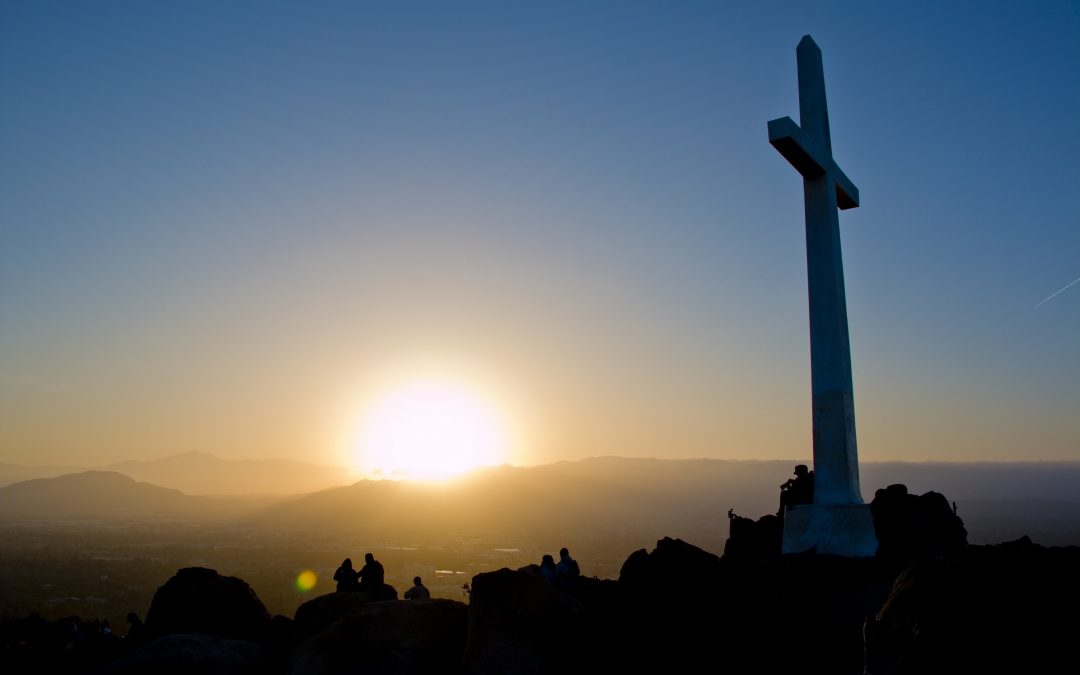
781,503 -> 878,557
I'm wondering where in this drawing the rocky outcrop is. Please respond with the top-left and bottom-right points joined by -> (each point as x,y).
614,538 -> 728,672
620,536 -> 721,587
865,537 -> 1080,675
102,633 -> 265,675
292,585 -> 399,638
290,599 -> 467,675
462,565 -> 583,675
13,521 -> 1079,675
723,512 -> 783,562
143,568 -> 271,642
870,484 -> 967,563
618,537 -> 897,675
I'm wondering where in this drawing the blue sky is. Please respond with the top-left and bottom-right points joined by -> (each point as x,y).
1,1 -> 1077,468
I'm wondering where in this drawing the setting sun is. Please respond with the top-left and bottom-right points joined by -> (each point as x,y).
353,380 -> 510,480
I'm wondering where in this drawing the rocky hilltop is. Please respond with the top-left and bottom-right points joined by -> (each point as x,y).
1,485 -> 1077,675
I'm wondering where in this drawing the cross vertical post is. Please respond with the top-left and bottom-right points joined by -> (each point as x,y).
768,35 -> 877,556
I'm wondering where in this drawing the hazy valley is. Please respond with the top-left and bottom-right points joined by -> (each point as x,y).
2,454 -> 1079,642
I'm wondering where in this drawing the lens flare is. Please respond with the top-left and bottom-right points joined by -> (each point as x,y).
295,570 -> 318,592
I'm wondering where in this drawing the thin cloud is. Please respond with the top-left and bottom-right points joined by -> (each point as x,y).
1034,275 -> 1080,308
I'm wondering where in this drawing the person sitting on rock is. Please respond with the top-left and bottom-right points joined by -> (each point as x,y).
778,464 -> 815,516
404,576 -> 431,600
357,552 -> 385,591
555,547 -> 580,591
333,557 -> 358,592
125,612 -> 146,642
540,554 -> 557,586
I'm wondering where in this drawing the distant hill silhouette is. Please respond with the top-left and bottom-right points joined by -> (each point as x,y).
0,452 -> 353,495
0,471 -> 291,520
0,461 -> 88,487
0,471 -> 204,519
249,458 -> 764,549
2,457 -> 1078,545
249,457 -> 1080,547
103,451 -> 352,496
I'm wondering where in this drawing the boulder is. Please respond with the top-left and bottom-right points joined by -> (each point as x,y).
615,538 -> 730,673
102,633 -> 264,675
289,599 -> 467,675
723,512 -> 783,562
617,537 -> 895,675
292,584 -> 398,638
0,613 -> 126,675
263,614 -> 297,669
461,565 -> 580,675
144,568 -> 271,642
619,536 -> 721,599
871,484 -> 967,563
865,537 -> 1080,675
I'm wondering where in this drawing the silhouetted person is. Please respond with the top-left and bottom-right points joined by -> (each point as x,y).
555,547 -> 580,591
404,576 -> 431,599
540,554 -> 557,585
125,612 -> 145,642
778,464 -> 815,516
334,557 -> 358,592
357,552 -> 384,590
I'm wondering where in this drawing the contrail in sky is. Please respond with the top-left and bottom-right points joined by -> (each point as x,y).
1034,275 -> 1080,308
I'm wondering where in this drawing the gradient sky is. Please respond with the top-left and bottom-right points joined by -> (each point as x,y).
1,1 -> 1078,469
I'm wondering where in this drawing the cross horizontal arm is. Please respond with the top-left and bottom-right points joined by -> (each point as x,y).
831,162 -> 859,211
768,116 -> 859,210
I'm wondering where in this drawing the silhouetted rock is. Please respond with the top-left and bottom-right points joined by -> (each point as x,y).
11,524 -> 1078,675
609,539 -> 727,673
290,599 -> 467,675
616,547 -> 649,583
615,537 -> 898,675
292,584 -> 399,638
0,613 -> 127,675
144,568 -> 271,642
462,565 -> 581,675
619,536 -> 721,600
716,553 -> 895,675
102,633 -> 265,675
263,615 -> 297,669
871,484 -> 967,563
723,512 -> 783,562
865,537 -> 1080,675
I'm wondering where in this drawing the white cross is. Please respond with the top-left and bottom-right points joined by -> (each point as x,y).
769,35 -> 864,506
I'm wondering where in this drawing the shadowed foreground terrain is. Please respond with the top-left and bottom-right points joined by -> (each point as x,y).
2,484 -> 1078,675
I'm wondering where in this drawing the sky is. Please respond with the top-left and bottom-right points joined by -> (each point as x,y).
1,1 -> 1078,471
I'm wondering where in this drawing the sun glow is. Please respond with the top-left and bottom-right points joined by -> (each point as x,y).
353,379 -> 510,481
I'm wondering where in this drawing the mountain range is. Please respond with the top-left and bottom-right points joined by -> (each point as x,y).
3,455 -> 1080,546
0,471 -> 202,518
0,451 -> 353,495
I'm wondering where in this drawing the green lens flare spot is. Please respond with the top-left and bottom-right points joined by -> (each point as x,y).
296,570 -> 317,592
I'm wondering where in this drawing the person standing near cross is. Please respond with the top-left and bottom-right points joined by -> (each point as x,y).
767,35 -> 878,557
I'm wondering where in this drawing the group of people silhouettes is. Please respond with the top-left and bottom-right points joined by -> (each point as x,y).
331,547 -> 581,599
540,547 -> 580,591
333,552 -> 431,599
333,553 -> 384,593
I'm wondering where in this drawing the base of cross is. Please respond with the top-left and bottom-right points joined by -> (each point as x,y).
781,503 -> 878,557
